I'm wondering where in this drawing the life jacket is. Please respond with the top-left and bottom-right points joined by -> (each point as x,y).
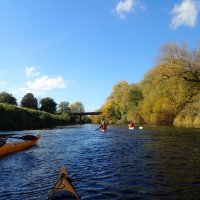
129,122 -> 134,128
102,124 -> 107,130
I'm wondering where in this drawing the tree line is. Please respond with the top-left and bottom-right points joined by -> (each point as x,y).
0,92 -> 85,115
0,92 -> 88,130
91,43 -> 200,127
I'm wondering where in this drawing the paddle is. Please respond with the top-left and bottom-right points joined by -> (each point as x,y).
9,135 -> 38,140
94,126 -> 102,131
0,134 -> 14,145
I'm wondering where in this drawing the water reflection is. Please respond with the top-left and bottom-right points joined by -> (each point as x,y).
1,124 -> 200,199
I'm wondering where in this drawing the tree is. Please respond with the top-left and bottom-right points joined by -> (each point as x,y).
109,81 -> 129,121
99,81 -> 144,124
21,93 -> 38,109
40,97 -> 57,113
57,101 -> 71,114
0,92 -> 17,105
157,43 -> 200,90
125,84 -> 144,123
70,102 -> 85,113
101,98 -> 121,123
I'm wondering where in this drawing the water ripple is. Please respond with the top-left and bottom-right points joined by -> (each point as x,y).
1,124 -> 200,199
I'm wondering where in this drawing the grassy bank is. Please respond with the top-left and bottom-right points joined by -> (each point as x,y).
0,103 -> 70,131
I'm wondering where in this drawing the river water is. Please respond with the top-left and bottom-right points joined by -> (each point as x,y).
1,124 -> 200,200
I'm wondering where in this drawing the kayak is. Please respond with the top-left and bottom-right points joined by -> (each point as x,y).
0,135 -> 40,157
129,127 -> 134,130
48,167 -> 80,200
101,129 -> 106,133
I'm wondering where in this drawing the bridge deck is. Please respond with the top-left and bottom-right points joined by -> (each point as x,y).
71,112 -> 102,115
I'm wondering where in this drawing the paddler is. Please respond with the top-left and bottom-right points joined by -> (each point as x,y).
101,120 -> 107,131
129,120 -> 134,129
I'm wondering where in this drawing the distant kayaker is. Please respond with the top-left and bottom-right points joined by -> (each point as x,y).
101,121 -> 107,131
129,120 -> 134,129
95,120 -> 107,131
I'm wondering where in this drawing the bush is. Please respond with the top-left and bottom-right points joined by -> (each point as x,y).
0,103 -> 69,131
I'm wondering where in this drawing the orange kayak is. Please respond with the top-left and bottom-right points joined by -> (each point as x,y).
0,135 -> 40,157
48,167 -> 80,200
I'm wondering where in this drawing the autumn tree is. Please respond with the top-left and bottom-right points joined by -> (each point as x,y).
57,101 -> 71,114
109,81 -> 129,122
99,81 -> 144,124
101,98 -> 121,124
125,84 -> 143,123
93,42 -> 200,126
138,43 -> 200,125
155,43 -> 200,126
0,92 -> 17,105
21,93 -> 38,109
70,101 -> 85,113
156,43 -> 200,94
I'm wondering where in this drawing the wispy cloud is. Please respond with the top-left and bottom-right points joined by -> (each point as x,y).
114,0 -> 135,19
26,67 -> 40,78
170,0 -> 199,29
26,75 -> 67,91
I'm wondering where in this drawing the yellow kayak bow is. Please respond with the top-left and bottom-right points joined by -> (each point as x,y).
48,167 -> 80,200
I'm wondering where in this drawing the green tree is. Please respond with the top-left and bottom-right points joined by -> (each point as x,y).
21,93 -> 38,109
40,97 -> 57,113
0,92 -> 17,105
70,101 -> 85,113
57,101 -> 71,114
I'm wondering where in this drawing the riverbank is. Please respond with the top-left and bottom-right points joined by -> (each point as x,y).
0,103 -> 70,131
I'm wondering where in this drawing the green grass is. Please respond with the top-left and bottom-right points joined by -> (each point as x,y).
0,103 -> 70,130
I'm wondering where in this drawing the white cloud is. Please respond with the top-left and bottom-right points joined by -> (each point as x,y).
26,67 -> 40,77
170,0 -> 199,29
114,0 -> 135,19
26,75 -> 67,91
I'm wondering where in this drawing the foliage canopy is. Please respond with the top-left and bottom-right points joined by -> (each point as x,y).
21,93 -> 38,109
91,43 -> 200,127
40,97 -> 57,114
0,92 -> 17,105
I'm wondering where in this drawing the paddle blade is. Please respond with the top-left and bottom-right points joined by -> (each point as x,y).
20,135 -> 38,140
10,135 -> 38,140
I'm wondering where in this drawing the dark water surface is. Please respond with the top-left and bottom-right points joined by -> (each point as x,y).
1,124 -> 200,199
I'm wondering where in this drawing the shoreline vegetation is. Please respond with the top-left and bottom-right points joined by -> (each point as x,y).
1,42 -> 200,131
0,93 -> 90,131
91,43 -> 200,128
0,103 -> 92,131
0,103 -> 70,131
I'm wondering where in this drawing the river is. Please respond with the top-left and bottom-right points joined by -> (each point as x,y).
1,124 -> 200,199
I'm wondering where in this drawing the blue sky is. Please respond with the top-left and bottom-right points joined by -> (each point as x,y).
0,0 -> 199,111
